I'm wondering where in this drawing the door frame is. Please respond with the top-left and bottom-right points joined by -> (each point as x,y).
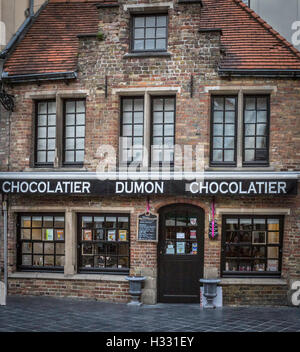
157,203 -> 205,303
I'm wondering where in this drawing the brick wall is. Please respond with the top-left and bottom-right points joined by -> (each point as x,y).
8,278 -> 130,303
222,284 -> 288,306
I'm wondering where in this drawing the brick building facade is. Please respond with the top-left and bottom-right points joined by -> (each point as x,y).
0,0 -> 299,306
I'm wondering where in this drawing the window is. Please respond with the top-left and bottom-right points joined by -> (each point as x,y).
34,98 -> 86,167
120,94 -> 176,168
221,215 -> 283,277
18,214 -> 65,271
132,14 -> 168,52
151,96 -> 175,165
35,101 -> 56,166
243,95 -> 269,165
210,96 -> 237,166
78,214 -> 130,273
210,94 -> 270,167
120,97 -> 144,164
64,100 -> 86,165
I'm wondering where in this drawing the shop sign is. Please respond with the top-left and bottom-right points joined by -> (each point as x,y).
137,213 -> 158,242
0,179 -> 297,196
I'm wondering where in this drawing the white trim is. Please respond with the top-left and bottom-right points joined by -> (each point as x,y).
25,90 -> 89,99
124,2 -> 174,11
112,87 -> 181,95
204,86 -> 277,93
10,206 -> 135,213
216,208 -> 291,215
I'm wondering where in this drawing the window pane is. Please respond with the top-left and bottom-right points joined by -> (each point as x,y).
134,40 -> 144,50
145,39 -> 155,49
157,16 -> 167,26
156,39 -> 166,49
213,97 -> 224,110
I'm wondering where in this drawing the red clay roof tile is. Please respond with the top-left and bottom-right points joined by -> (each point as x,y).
3,0 -> 300,77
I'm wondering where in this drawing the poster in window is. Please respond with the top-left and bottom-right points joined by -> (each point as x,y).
107,230 -> 116,242
177,242 -> 185,255
119,230 -> 127,242
267,260 -> 278,272
56,229 -> 64,241
83,229 -> 92,241
190,230 -> 197,239
252,231 -> 266,244
176,232 -> 185,239
45,229 -> 54,241
95,228 -> 104,240
166,243 -> 175,255
189,218 -> 197,226
192,242 -> 198,255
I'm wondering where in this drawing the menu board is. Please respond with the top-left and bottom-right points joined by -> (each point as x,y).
137,213 -> 158,242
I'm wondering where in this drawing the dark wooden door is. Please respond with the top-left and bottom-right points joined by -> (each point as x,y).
158,204 -> 205,303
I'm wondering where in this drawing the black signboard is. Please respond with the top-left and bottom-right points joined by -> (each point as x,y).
137,213 -> 158,242
0,178 -> 298,196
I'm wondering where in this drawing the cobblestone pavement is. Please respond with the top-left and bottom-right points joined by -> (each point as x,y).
0,296 -> 299,332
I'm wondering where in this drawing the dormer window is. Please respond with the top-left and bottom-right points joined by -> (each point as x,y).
131,14 -> 168,52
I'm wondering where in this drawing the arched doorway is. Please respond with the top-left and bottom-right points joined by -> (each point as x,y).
157,204 -> 205,303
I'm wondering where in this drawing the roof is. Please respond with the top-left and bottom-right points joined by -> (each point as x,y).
3,0 -> 300,80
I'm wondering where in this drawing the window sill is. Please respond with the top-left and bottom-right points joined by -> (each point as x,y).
205,166 -> 276,172
9,272 -> 127,282
123,52 -> 172,59
220,278 -> 287,286
25,167 -> 88,172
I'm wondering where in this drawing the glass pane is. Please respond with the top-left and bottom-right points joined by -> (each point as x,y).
44,243 -> 54,255
33,255 -> 43,266
94,256 -> 105,268
225,98 -> 235,111
106,256 -> 118,268
224,137 -> 234,148
22,255 -> 32,266
134,17 -> 144,27
245,137 -> 255,148
256,137 -> 266,148
257,111 -> 267,122
224,150 -> 234,162
134,40 -> 144,50
153,112 -> 163,123
76,114 -> 85,125
54,216 -> 64,228
153,99 -> 163,111
37,139 -> 46,150
66,126 -> 75,138
245,97 -> 255,110
213,97 -> 224,110
76,126 -> 85,138
37,151 -> 46,163
157,16 -> 167,26
76,151 -> 84,162
82,256 -> 93,268
47,139 -> 55,150
267,260 -> 278,272
47,151 -> 55,162
134,112 -> 143,123
123,125 -> 132,137
157,27 -> 166,38
66,114 -> 75,126
38,102 -> 47,114
134,125 -> 143,136
225,111 -> 235,123
153,124 -> 163,136
156,39 -> 166,49
118,217 -> 129,229
65,139 -> 74,150
106,217 -> 117,228
56,243 -> 65,255
48,115 -> 56,126
55,229 -> 64,241
213,150 -> 222,162
76,138 -> 85,150
76,101 -> 85,113
65,151 -> 74,163
123,99 -> 132,111
257,97 -> 267,110
44,256 -> 54,266
48,102 -> 56,114
146,28 -> 155,38
56,256 -> 65,267
21,216 -> 31,228
268,219 -> 279,231
145,39 -> 155,50
245,110 -> 256,123
213,137 -> 223,148
164,112 -> 174,123
22,242 -> 32,254
146,16 -> 155,26
38,115 -> 47,126
164,124 -> 174,136
257,124 -> 267,135
33,243 -> 43,254
134,99 -> 144,111
66,101 -> 75,113
21,229 -> 31,240
214,111 -> 223,123
43,216 -> 53,228
244,149 -> 254,162
38,127 -> 47,138
213,124 -> 223,136
32,217 -> 42,227
135,28 -> 144,39
133,137 -> 143,146
268,247 -> 279,259
165,137 -> 174,147
245,124 -> 255,136
118,257 -> 129,268
224,124 -> 234,136
123,112 -> 132,124
268,232 -> 279,244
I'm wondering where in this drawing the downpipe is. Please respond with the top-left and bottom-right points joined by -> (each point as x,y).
0,195 -> 7,306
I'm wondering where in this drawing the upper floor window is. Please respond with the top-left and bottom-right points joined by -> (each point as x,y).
120,94 -> 176,167
34,98 -> 86,168
131,14 -> 168,52
210,94 -> 270,167
35,101 -> 56,166
63,100 -> 86,165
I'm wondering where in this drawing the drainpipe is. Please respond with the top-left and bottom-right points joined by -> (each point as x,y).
0,195 -> 8,306
30,0 -> 34,17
